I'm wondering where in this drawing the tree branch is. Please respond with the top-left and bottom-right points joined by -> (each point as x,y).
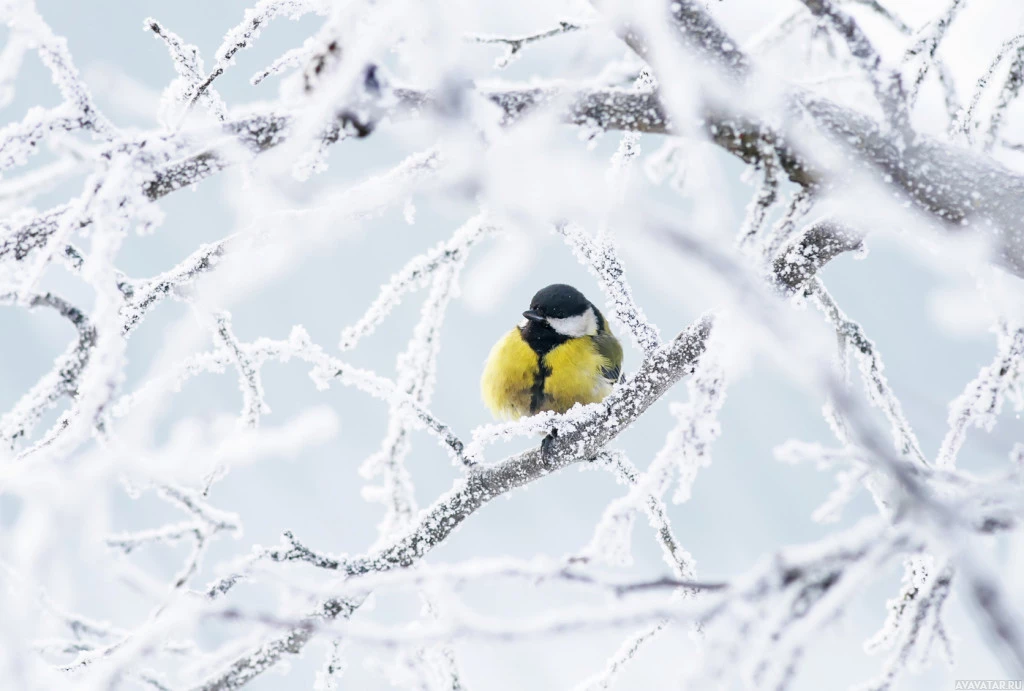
772,219 -> 863,294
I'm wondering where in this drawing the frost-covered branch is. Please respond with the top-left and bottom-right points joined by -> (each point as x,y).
112,327 -> 469,466
937,323 -> 1024,469
737,147 -> 780,251
195,316 -> 712,686
611,0 -> 1024,275
339,214 -> 492,350
214,312 -> 269,429
798,0 -> 909,130
0,291 -> 95,447
257,552 -> 726,602
356,243 -> 472,687
984,44 -> 1024,152
810,280 -> 928,466
901,0 -> 965,112
859,557 -> 954,690
956,34 -> 1024,145
469,21 -> 587,69
556,223 -> 661,355
145,18 -> 227,122
772,218 -> 862,294
4,1 -> 1024,688
178,0 -> 323,122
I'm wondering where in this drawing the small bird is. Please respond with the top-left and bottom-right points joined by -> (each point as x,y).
481,284 -> 623,421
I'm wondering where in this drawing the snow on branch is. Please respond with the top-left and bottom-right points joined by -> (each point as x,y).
610,0 -> 1024,276
339,214 -> 492,351
737,144 -> 780,252
985,44 -> 1024,152
569,444 -> 708,689
599,452 -> 696,581
214,311 -> 270,429
858,556 -> 954,690
232,316 -> 713,576
145,18 -> 228,123
901,0 -> 965,113
0,291 -> 95,447
111,326 -> 469,467
556,223 -> 661,355
810,280 -> 928,466
685,518 -> 917,689
798,0 -> 909,130
9,1 -> 115,138
199,511 -> 1013,681
937,323 -> 1024,469
4,1 -> 1024,688
469,20 -> 587,69
819,364 -> 1024,677
194,317 -> 713,687
178,0 -> 324,123
772,217 -> 862,293
957,34 -> 1024,145
361,242 -> 471,606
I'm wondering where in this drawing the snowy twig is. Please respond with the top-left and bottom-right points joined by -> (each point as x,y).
112,327 -> 469,466
901,0 -> 966,112
214,312 -> 269,429
937,324 -> 1024,469
984,45 -> 1024,152
0,291 -> 95,447
737,145 -> 780,252
469,21 -> 587,68
556,223 -> 661,355
860,557 -> 954,690
956,34 -> 1024,145
798,0 -> 909,130
262,552 -> 726,600
178,0 -> 322,124
772,219 -> 862,294
762,187 -> 814,263
145,18 -> 227,121
810,280 -> 929,466
848,0 -> 911,34
339,214 -> 491,350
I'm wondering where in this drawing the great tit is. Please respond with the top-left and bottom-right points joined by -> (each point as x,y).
481,284 -> 623,420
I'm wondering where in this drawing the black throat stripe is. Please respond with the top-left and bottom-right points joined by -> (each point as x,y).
520,322 -> 565,415
529,356 -> 552,415
520,321 -> 575,415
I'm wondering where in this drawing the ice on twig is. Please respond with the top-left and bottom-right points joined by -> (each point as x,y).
557,223 -> 661,355
145,18 -> 228,125
339,214 -> 494,351
937,322 -> 1024,468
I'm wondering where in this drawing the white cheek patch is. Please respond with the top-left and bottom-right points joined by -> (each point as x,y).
547,307 -> 598,338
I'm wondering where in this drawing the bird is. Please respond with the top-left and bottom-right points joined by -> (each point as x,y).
481,283 -> 623,422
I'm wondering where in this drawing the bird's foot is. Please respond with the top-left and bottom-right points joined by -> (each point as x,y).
541,429 -> 558,462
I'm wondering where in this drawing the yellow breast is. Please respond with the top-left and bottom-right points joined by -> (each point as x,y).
541,337 -> 613,414
480,328 -> 613,420
480,328 -> 540,419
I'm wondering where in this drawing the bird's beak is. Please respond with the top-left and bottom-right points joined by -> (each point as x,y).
522,310 -> 545,322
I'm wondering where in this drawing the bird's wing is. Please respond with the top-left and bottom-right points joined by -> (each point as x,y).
593,330 -> 623,384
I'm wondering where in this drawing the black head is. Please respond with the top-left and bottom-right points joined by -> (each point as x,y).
522,284 -> 591,322
519,284 -> 598,355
